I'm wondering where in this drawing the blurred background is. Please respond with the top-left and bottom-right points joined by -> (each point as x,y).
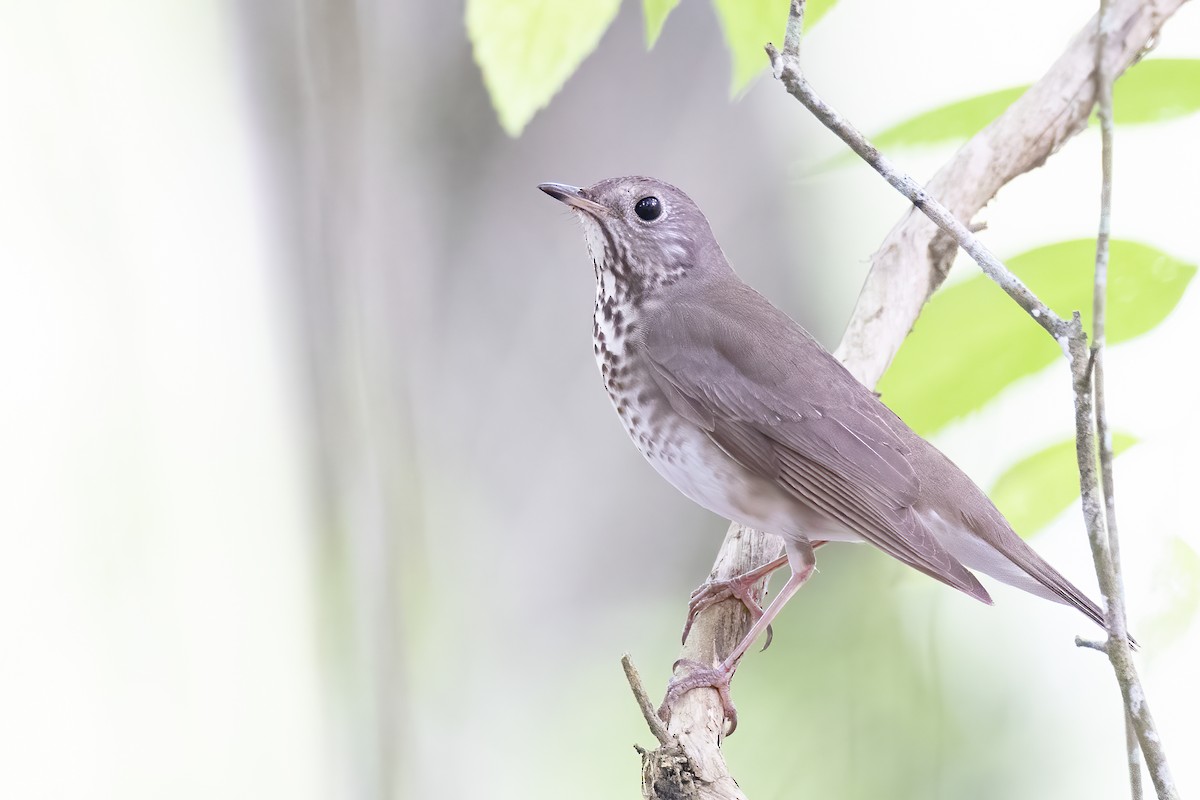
1,0 -> 1198,798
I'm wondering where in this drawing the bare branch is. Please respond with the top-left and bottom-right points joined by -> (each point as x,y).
1125,712 -> 1146,800
632,525 -> 781,799
623,654 -> 672,746
1066,323 -> 1175,800
782,0 -> 805,58
1090,2 -> 1168,798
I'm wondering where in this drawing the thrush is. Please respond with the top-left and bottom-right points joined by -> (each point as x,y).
539,176 -> 1115,729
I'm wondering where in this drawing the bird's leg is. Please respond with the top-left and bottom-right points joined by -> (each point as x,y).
661,542 -> 817,735
681,555 -> 787,644
681,541 -> 826,648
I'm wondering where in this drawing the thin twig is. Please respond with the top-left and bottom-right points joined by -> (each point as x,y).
782,0 -> 805,57
765,51 -> 1071,344
772,0 -> 1068,338
623,654 -> 672,746
1093,0 -> 1128,656
1066,322 -> 1171,800
1092,3 -> 1145,799
1125,712 -> 1145,800
771,1 -> 1179,798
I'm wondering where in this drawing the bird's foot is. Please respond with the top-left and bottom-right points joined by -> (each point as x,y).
680,546 -> 826,648
658,658 -> 739,735
682,572 -> 776,649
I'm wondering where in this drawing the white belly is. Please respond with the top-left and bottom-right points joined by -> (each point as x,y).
618,390 -> 858,544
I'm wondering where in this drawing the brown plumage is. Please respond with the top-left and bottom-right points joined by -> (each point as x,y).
539,175 -> 1121,725
644,277 -> 1105,628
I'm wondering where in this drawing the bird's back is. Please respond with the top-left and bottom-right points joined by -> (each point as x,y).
644,275 -> 1108,629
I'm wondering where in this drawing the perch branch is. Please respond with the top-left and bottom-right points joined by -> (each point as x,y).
631,525 -> 781,799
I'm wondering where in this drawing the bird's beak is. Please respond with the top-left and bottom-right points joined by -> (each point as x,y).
537,182 -> 609,216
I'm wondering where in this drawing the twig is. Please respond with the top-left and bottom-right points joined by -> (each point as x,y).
770,1 -> 1180,799
1093,5 -> 1129,796
782,0 -> 805,57
1067,320 -> 1172,800
1093,0 -> 1127,654
767,31 -> 1070,343
1125,711 -> 1145,800
623,654 -> 673,746
1123,709 -> 1145,800
1092,4 -> 1148,799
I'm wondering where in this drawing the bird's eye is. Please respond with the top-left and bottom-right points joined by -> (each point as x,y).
634,196 -> 662,221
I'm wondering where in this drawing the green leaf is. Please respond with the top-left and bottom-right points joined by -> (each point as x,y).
644,0 -> 681,48
868,87 -> 1027,153
990,434 -> 1137,538
712,0 -> 835,95
1111,59 -> 1200,125
877,240 -> 1196,435
811,86 -> 1026,172
467,0 -> 621,136
821,58 -> 1200,166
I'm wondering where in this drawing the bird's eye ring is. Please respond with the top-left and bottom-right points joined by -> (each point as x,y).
634,196 -> 662,222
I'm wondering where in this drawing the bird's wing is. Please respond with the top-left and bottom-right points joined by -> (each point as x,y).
643,291 -> 990,603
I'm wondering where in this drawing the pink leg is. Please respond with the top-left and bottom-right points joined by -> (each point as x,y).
661,543 -> 818,735
681,541 -> 827,646
681,555 -> 788,644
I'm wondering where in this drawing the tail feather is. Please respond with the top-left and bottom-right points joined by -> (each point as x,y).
937,507 -> 1137,648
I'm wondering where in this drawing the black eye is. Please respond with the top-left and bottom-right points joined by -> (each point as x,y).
634,196 -> 662,221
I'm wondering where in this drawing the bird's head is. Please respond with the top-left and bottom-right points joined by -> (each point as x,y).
539,176 -> 728,304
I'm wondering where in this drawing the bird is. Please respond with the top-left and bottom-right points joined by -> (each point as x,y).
538,176 -> 1118,730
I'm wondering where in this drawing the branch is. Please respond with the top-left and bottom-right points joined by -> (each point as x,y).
1090,3 -> 1168,798
766,1 -> 1182,799
630,525 -> 782,800
767,36 -> 1071,344
1091,5 -> 1132,796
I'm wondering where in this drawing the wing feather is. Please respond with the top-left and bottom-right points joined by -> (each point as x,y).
644,291 -> 990,603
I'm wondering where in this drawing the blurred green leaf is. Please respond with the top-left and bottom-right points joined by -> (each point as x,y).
878,240 -> 1196,435
712,0 -> 835,94
871,87 -> 1027,153
819,58 -> 1200,168
643,0 -> 681,47
1111,59 -> 1200,125
467,0 -> 620,136
990,434 -> 1137,538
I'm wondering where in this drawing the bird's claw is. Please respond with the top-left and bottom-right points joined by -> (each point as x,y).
657,658 -> 739,736
681,576 -> 772,650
